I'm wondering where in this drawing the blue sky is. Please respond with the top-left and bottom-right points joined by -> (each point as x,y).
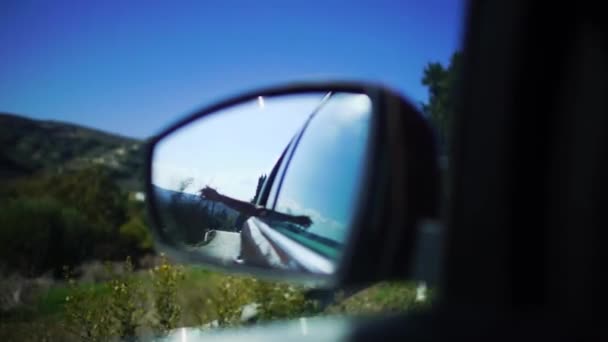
152,93 -> 328,198
0,0 -> 465,138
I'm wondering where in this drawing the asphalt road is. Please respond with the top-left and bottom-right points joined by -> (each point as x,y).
199,230 -> 241,261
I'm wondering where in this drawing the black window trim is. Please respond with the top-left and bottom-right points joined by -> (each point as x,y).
256,135 -> 292,207
268,91 -> 334,210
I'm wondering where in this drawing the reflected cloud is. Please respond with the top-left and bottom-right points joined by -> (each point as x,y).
332,94 -> 372,124
313,94 -> 372,142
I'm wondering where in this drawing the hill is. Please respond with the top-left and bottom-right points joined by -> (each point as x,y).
0,113 -> 146,191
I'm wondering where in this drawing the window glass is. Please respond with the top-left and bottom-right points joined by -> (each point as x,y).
271,93 -> 372,255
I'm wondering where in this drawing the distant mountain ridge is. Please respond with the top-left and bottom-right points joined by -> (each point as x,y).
0,112 -> 146,191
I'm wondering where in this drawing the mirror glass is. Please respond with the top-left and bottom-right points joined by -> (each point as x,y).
150,91 -> 372,276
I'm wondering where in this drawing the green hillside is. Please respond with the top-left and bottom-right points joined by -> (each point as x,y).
0,113 -> 145,191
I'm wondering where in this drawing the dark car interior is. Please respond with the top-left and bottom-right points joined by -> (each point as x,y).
351,1 -> 608,340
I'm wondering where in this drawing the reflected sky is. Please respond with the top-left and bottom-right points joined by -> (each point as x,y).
273,94 -> 372,242
152,93 -> 328,200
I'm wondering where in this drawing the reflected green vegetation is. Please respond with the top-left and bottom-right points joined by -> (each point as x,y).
154,183 -> 238,247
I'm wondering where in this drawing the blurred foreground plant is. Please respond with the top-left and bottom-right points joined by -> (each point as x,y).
203,275 -> 319,327
150,254 -> 185,332
107,257 -> 147,340
62,266 -> 113,341
63,257 -> 150,341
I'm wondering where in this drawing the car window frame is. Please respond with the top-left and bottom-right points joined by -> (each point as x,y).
260,133 -> 298,208
261,91 -> 376,257
255,135 -> 294,207
266,92 -> 333,210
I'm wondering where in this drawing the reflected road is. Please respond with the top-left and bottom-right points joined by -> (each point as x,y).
198,230 -> 241,261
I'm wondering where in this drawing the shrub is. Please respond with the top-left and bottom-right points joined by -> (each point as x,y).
119,215 -> 153,251
63,258 -> 150,341
0,167 -> 155,275
4,257 -> 432,341
324,281 -> 433,316
106,257 -> 147,339
0,197 -> 100,276
13,166 -> 128,231
62,256 -> 189,339
63,269 -> 114,341
250,279 -> 319,321
200,275 -> 319,327
150,255 -> 185,332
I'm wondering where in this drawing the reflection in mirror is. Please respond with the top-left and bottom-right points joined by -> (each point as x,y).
151,92 -> 372,276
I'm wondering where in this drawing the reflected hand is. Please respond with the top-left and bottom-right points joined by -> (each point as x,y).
293,215 -> 313,228
199,186 -> 221,201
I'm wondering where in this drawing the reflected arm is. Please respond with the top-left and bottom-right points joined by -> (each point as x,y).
216,193 -> 259,217
200,186 -> 312,227
200,186 -> 259,216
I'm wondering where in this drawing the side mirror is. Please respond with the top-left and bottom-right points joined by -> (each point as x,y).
145,82 -> 439,288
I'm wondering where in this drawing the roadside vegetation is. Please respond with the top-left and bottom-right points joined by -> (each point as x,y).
0,255 -> 429,341
0,163 -> 431,341
0,53 -> 458,340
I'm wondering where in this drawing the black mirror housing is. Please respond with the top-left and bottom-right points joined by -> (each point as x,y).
144,81 -> 440,289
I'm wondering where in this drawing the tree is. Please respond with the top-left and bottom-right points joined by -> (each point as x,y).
11,165 -> 127,232
421,51 -> 463,153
